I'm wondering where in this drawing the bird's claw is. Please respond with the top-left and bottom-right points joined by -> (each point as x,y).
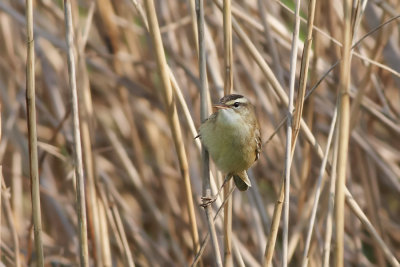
200,196 -> 217,208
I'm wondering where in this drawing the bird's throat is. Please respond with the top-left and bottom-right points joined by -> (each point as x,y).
217,109 -> 241,127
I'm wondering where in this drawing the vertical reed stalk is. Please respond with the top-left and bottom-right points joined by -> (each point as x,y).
292,0 -> 317,150
335,0 -> 353,266
223,180 -> 233,267
196,0 -> 223,265
322,130 -> 339,267
25,0 -> 44,265
282,0 -> 301,265
223,0 -> 233,96
76,4 -> 102,265
63,1 -> 89,266
143,0 -> 200,258
264,183 -> 284,267
189,0 -> 199,55
223,0 -> 233,266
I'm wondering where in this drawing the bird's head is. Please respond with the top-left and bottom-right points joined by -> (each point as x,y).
213,94 -> 255,122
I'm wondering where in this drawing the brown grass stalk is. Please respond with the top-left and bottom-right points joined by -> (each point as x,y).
223,0 -> 233,96
282,0 -> 301,265
196,0 -> 223,265
1,1 -> 400,265
223,0 -> 233,266
75,3 -> 103,265
189,0 -> 199,55
223,179 -> 233,267
322,131 -> 339,267
63,1 -> 89,265
191,186 -> 236,266
25,0 -> 44,265
335,0 -> 353,266
291,0 -> 317,151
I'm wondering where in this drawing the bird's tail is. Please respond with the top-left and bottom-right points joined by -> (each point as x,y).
233,171 -> 251,191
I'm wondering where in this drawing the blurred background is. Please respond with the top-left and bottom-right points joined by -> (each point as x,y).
0,0 -> 399,266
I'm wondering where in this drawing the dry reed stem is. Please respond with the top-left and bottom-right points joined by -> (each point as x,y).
292,0 -> 317,151
291,0 -> 317,264
25,0 -> 44,265
188,0 -> 199,55
223,0 -> 233,266
263,183 -> 284,267
1,0 -> 399,265
63,1 -> 89,266
75,4 -> 102,265
282,0 -> 301,265
223,179 -> 233,267
143,0 -> 200,258
335,0 -> 353,266
223,0 -> 233,96
322,131 -> 339,267
97,197 -> 112,267
191,186 -> 236,266
196,0 -> 223,265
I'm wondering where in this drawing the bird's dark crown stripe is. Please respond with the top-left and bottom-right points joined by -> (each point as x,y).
219,94 -> 244,104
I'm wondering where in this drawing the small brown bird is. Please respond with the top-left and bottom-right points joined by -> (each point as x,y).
198,94 -> 261,191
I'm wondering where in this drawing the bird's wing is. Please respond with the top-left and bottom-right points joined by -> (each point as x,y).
196,112 -> 217,139
255,127 -> 261,161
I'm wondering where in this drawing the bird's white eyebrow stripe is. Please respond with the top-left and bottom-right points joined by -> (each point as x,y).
226,97 -> 248,105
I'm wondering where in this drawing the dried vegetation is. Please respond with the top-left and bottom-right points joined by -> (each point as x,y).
0,0 -> 399,266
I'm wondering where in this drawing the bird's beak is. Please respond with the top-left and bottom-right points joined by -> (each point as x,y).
213,104 -> 228,112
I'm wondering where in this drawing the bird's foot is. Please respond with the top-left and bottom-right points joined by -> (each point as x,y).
200,195 -> 217,208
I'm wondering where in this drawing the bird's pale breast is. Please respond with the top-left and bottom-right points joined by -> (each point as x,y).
200,109 -> 257,174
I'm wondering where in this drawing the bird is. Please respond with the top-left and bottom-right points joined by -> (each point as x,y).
197,94 -> 261,191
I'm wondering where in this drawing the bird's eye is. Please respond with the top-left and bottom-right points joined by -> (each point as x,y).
233,102 -> 240,108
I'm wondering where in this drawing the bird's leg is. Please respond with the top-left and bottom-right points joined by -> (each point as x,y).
200,174 -> 232,207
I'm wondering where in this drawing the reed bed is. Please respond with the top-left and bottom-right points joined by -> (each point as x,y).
0,0 -> 399,266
